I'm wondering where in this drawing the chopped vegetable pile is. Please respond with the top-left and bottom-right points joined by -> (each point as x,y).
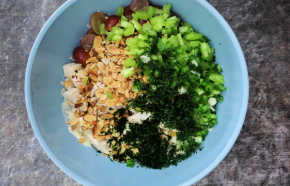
63,0 -> 226,169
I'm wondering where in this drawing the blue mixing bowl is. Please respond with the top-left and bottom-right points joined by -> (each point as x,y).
25,0 -> 249,185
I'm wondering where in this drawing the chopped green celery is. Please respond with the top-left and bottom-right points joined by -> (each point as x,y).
107,26 -> 124,41
126,35 -> 148,51
137,40 -> 149,48
111,27 -> 124,35
166,16 -> 180,27
121,67 -> 135,78
121,15 -> 128,21
168,16 -> 180,23
147,6 -> 156,18
184,32 -> 204,41
209,73 -> 224,84
177,33 -> 184,46
132,10 -> 148,20
124,24 -> 135,36
179,26 -> 189,34
150,16 -> 165,32
177,53 -> 190,64
126,34 -> 150,52
163,16 -> 180,34
126,37 -> 138,47
120,19 -> 135,36
131,19 -> 142,31
106,32 -> 114,40
126,36 -> 149,53
111,34 -> 123,41
127,48 -> 145,56
162,3 -> 172,18
137,34 -> 148,41
141,23 -> 157,36
152,5 -> 163,14
126,159 -> 135,167
120,19 -> 130,28
188,41 -> 201,48
83,77 -> 88,85
157,35 -> 182,52
132,6 -> 156,20
179,23 -> 193,34
167,35 -> 179,49
116,7 -> 124,16
99,23 -> 107,35
133,10 -> 149,20
157,37 -> 167,52
200,42 -> 214,61
106,92 -> 113,99
124,58 -> 136,67
151,54 -> 158,61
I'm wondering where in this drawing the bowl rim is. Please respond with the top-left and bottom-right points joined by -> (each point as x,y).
25,0 -> 249,185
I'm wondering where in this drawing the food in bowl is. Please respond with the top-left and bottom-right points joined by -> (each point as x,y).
61,0 -> 226,169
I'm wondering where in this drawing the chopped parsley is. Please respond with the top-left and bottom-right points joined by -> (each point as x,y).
106,92 -> 113,99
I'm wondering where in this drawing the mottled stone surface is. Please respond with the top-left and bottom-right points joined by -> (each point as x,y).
0,0 -> 289,185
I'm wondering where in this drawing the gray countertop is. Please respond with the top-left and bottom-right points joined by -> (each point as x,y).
0,0 -> 289,185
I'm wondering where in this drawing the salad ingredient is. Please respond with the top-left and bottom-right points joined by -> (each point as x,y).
62,1 -> 226,170
116,7 -> 124,17
130,0 -> 149,12
73,47 -> 90,65
123,58 -> 136,68
126,159 -> 135,167
90,12 -> 106,34
124,6 -> 134,19
105,15 -> 121,31
121,67 -> 135,78
80,34 -> 96,51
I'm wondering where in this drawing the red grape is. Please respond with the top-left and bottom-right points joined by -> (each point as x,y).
73,47 -> 90,65
105,15 -> 120,31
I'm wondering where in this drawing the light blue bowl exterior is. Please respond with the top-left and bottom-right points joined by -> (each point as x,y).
25,0 -> 249,185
